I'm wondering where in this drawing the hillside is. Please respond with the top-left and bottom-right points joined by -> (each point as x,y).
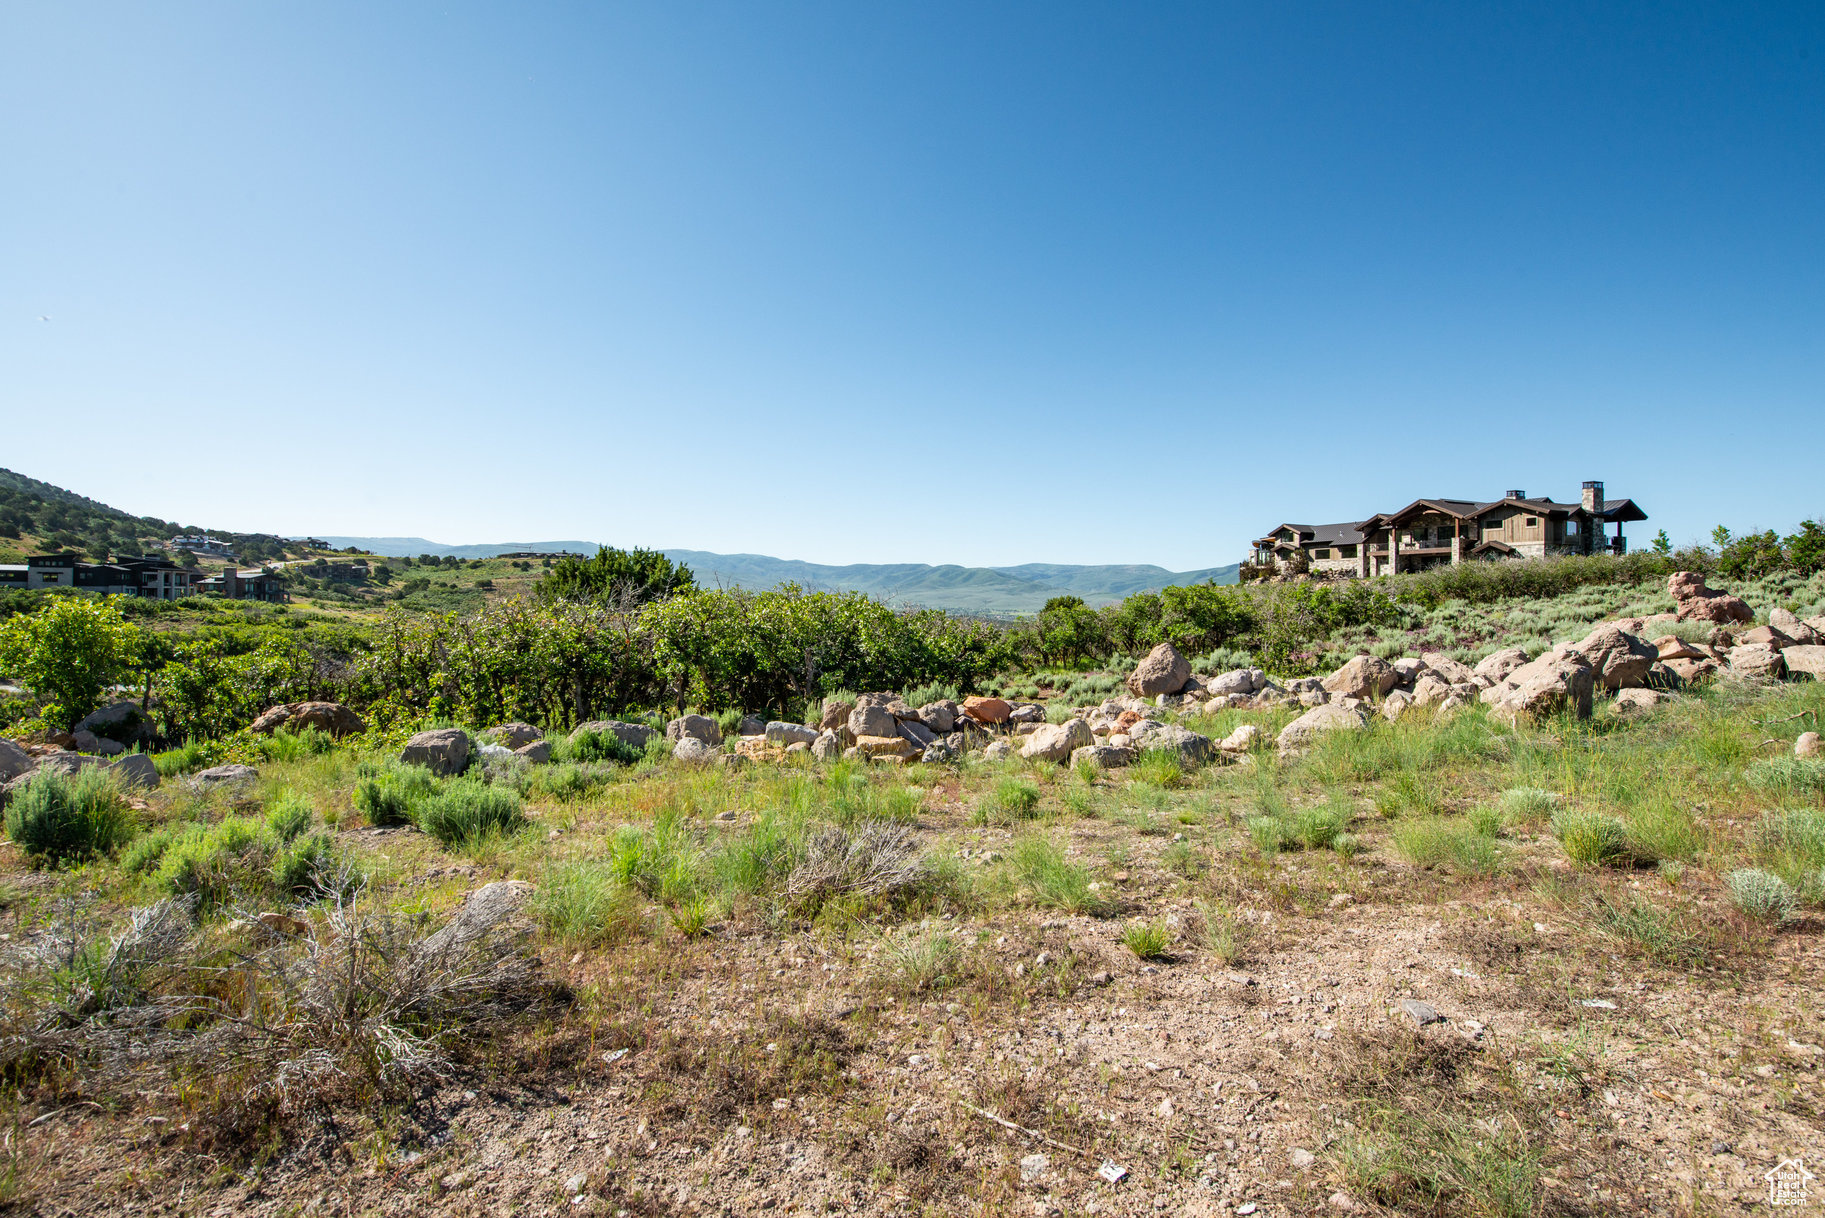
0,468 -> 300,565
319,538 -> 1241,613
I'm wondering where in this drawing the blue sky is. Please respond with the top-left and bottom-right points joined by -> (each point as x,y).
5,2 -> 1821,569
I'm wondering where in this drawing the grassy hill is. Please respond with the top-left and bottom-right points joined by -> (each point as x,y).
0,468 -> 301,565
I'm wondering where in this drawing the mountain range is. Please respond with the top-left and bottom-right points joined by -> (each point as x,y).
315,537 -> 1238,614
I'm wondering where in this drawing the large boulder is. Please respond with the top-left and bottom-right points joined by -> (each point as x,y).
71,730 -> 125,756
250,701 -> 366,738
514,740 -> 552,763
481,722 -> 544,749
0,739 -> 33,784
1125,720 -> 1214,764
1572,625 -> 1658,691
1669,571 -> 1754,624
1782,645 -> 1825,680
1486,657 -> 1595,725
1728,644 -> 1787,681
1127,643 -> 1192,697
1663,657 -> 1720,684
1278,703 -> 1368,753
1321,655 -> 1398,700
811,730 -> 843,762
1019,719 -> 1095,763
191,762 -> 262,791
1653,635 -> 1706,661
1009,703 -> 1047,724
960,696 -> 1013,725
666,714 -> 722,746
1473,647 -> 1530,686
853,734 -> 919,761
765,721 -> 818,748
107,753 -> 160,791
1770,608 -> 1822,645
819,699 -> 856,732
571,720 -> 657,749
737,714 -> 768,737
401,728 -> 471,776
1071,744 -> 1134,769
73,701 -> 151,744
848,704 -> 900,740
918,701 -> 958,734
897,719 -> 937,748
672,736 -> 718,763
1203,669 -> 1258,698
1419,654 -> 1476,686
1409,674 -> 1452,708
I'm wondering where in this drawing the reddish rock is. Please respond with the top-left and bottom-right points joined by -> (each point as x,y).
250,701 -> 366,737
1668,571 -> 1754,625
960,696 -> 1013,724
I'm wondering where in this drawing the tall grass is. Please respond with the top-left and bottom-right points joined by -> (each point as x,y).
1009,837 -> 1105,915
415,779 -> 527,848
4,768 -> 135,864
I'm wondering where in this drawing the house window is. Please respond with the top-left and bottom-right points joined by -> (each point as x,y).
1524,517 -> 1538,527
1314,549 -> 1331,559
1339,544 -> 1357,558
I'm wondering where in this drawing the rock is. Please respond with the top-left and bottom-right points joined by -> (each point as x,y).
0,739 -> 34,784
811,730 -> 843,762
961,696 -> 1013,725
918,701 -> 958,734
785,741 -> 811,756
477,743 -> 517,762
1796,732 -> 1822,758
1204,668 -> 1258,698
402,728 -> 472,776
1728,643 -> 1787,680
765,721 -> 818,747
1487,656 -> 1595,725
1321,654 -> 1398,700
1009,703 -> 1046,724
1278,703 -> 1368,753
1780,645 -> 1825,680
1127,720 -> 1213,764
1219,724 -> 1261,752
1071,744 -> 1135,769
71,730 -> 125,756
1571,624 -> 1658,690
1663,657 -> 1719,683
1289,1147 -> 1317,1170
513,740 -> 552,763
1771,608 -> 1822,644
1391,657 -> 1427,685
481,722 -> 543,749
1420,654 -> 1475,685
1653,635 -> 1705,661
666,714 -> 722,746
107,752 -> 160,790
853,734 -> 918,761
1019,1152 -> 1049,1183
736,714 -> 768,737
1020,719 -> 1095,763
250,700 -> 366,737
819,699 -> 855,732
672,736 -> 718,763
571,720 -> 656,749
1409,674 -> 1452,707
1127,643 -> 1192,697
1297,689 -> 1331,708
1613,688 -> 1667,714
1399,998 -> 1444,1026
1380,689 -> 1413,721
920,741 -> 957,764
191,763 -> 261,790
897,719 -> 937,748
848,704 -> 899,739
1473,647 -> 1530,685
981,740 -> 1016,761
1738,624 -> 1797,649
417,880 -> 534,960
1669,571 -> 1754,624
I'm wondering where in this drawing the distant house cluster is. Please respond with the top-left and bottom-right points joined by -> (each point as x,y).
1251,482 -> 1647,578
166,534 -> 236,558
0,553 -> 286,602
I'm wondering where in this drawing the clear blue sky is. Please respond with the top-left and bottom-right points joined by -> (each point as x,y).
6,2 -> 1822,569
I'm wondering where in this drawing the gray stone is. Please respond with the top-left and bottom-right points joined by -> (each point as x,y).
192,763 -> 261,790
1771,607 -> 1820,644
1797,732 -> 1822,758
1419,654 -> 1475,685
1409,674 -> 1451,708
72,730 -> 125,756
402,727 -> 471,776
1572,624 -> 1658,690
666,714 -> 722,746
918,701 -> 957,734
1020,719 -> 1095,763
1380,689 -> 1413,721
1126,720 -> 1214,764
1218,724 -> 1261,752
897,719 -> 937,748
920,741 -> 957,764
481,722 -> 543,749
1009,703 -> 1046,724
571,720 -> 656,749
417,880 -> 534,960
672,736 -> 717,763
1277,703 -> 1368,753
1399,998 -> 1444,1026
513,740 -> 552,763
0,738 -> 33,784
477,742 -> 517,761
1204,669 -> 1258,698
811,730 -> 843,762
1487,655 -> 1595,724
1728,643 -> 1787,681
1613,688 -> 1668,714
1473,647 -> 1530,685
848,704 -> 899,739
1322,654 -> 1399,700
765,721 -> 818,747
1782,645 -> 1825,680
981,740 -> 1016,762
1070,744 -> 1134,768
1127,642 -> 1192,697
72,700 -> 146,740
107,752 -> 160,790
738,714 -> 769,737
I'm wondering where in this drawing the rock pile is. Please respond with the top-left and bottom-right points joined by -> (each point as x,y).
1668,571 -> 1754,625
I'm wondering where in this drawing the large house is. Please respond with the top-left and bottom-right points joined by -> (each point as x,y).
1251,482 -> 1647,578
0,554 -> 286,602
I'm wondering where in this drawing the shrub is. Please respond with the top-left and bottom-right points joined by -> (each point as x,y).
1745,757 -> 1825,798
414,779 -> 526,847
255,725 -> 334,763
1496,787 -> 1557,825
264,790 -> 313,841
534,860 -> 644,945
1467,805 -> 1503,838
1551,809 -> 1633,866
526,762 -> 613,802
878,929 -> 958,992
1725,868 -> 1796,923
1753,807 -> 1825,902
1393,818 -> 1504,876
981,778 -> 1041,823
353,765 -> 436,827
902,682 -> 961,710
785,821 -> 926,912
152,740 -> 213,778
151,801 -> 335,907
1122,920 -> 1172,960
1293,804 -> 1348,850
563,729 -> 644,766
1247,815 -> 1295,856
4,767 -> 134,864
1197,901 -> 1254,964
1009,837 -> 1105,915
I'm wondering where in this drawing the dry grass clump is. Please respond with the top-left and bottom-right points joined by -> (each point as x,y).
785,821 -> 927,910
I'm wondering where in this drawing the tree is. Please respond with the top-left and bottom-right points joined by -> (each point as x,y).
540,546 -> 695,608
1785,520 -> 1825,574
1651,530 -> 1672,556
0,597 -> 144,728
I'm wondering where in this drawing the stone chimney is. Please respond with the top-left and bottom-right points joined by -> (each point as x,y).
1581,481 -> 1604,514
223,563 -> 239,598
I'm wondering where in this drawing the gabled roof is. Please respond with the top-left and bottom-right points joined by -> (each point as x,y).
1253,521 -> 1365,548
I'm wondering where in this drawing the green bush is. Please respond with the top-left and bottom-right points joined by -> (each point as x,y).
148,796 -> 329,906
1129,749 -> 1184,789
1496,787 -> 1558,825
1293,803 -> 1348,850
1122,920 -> 1172,960
1392,818 -> 1504,876
527,762 -> 613,802
152,740 -> 214,778
4,767 -> 134,864
534,860 -> 643,945
415,778 -> 527,847
1551,808 -> 1634,866
352,764 -> 436,827
254,725 -> 334,763
1745,757 -> 1825,798
1725,868 -> 1795,923
981,778 -> 1042,822
563,728 -> 644,766
1753,808 -> 1825,902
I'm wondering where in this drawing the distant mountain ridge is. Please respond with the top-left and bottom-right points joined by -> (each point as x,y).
315,537 -> 1238,613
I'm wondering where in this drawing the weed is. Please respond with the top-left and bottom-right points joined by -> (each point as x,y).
1128,749 -> 1183,789
415,779 -> 527,848
1196,901 -> 1254,964
1496,786 -> 1557,826
1393,818 -> 1504,876
562,729 -> 644,766
1009,838 -> 1106,915
4,767 -> 135,864
878,929 -> 958,992
1121,920 -> 1171,960
1725,868 -> 1796,923
1746,757 -> 1825,798
1550,808 -> 1634,867
534,860 -> 644,945
1752,807 -> 1825,902
352,764 -> 436,827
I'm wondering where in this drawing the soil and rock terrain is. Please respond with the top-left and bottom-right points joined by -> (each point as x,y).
3,570 -> 1825,1216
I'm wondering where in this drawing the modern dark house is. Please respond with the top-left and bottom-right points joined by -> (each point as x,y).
1251,482 -> 1647,577
0,554 -> 286,601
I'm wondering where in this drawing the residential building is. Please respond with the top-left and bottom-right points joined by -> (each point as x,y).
194,563 -> 288,602
0,553 -> 201,599
1251,482 -> 1647,578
